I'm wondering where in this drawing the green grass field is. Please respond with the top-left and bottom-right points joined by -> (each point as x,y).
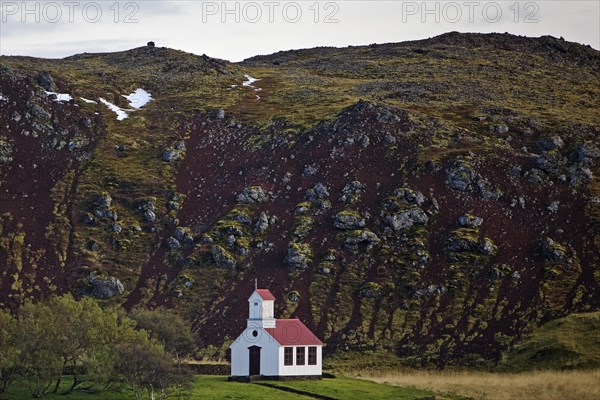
1,375 -> 437,400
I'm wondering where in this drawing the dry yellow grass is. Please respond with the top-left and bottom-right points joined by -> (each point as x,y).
360,369 -> 600,400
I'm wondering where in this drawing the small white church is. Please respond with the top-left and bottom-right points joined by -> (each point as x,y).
230,287 -> 323,380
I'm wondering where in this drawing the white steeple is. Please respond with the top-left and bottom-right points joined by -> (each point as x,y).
247,288 -> 276,329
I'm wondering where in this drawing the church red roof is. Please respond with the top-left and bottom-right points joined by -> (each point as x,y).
256,289 -> 276,300
265,319 -> 323,346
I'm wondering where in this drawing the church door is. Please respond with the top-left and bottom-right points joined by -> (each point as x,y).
248,346 -> 261,375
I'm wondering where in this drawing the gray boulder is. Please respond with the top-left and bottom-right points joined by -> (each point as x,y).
166,237 -> 181,250
537,136 -> 564,151
144,210 -> 156,223
211,245 -> 236,268
173,227 -> 194,244
254,212 -> 270,233
285,243 -> 312,269
237,186 -> 268,204
333,212 -> 366,230
28,104 -> 51,120
0,136 -> 14,164
386,208 -> 428,231
343,229 -> 380,249
37,71 -> 56,91
541,237 -> 566,262
458,214 -> 483,228
341,180 -> 366,203
392,187 -> 425,206
446,160 -> 478,191
89,274 -> 124,299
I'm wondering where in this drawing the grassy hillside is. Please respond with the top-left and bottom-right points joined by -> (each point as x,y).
1,32 -> 599,367
501,312 -> 600,371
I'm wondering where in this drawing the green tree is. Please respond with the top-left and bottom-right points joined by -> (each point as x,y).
46,294 -> 122,394
116,334 -> 177,400
0,308 -> 19,393
16,300 -> 63,398
129,307 -> 197,362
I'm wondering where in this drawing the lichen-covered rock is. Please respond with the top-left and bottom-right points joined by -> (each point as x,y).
537,136 -> 564,151
572,142 -> 599,163
491,124 -> 509,134
28,104 -> 51,120
534,151 -> 567,174
144,210 -> 156,223
541,237 -> 567,262
458,214 -> 483,228
341,180 -> 366,203
446,160 -> 479,191
254,212 -> 270,233
527,169 -> 545,184
211,245 -> 236,268
162,140 -> 186,162
333,210 -> 366,230
93,192 -> 117,221
236,186 -> 268,204
306,182 -> 330,203
111,223 -> 123,233
357,282 -> 384,298
292,216 -> 314,239
173,227 -> 194,244
285,242 -> 312,269
386,208 -> 428,231
0,136 -> 14,164
342,229 -> 380,250
293,201 -> 311,216
166,236 -> 181,250
392,187 -> 425,206
445,228 -> 498,262
287,291 -> 301,302
569,165 -> 593,186
88,274 -> 124,299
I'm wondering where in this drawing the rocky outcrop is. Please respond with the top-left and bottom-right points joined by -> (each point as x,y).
458,214 -> 483,228
537,136 -> 564,151
211,245 -> 236,268
37,71 -> 56,91
386,208 -> 428,231
0,136 -> 13,164
541,237 -> 567,262
341,229 -> 380,251
341,180 -> 366,203
445,228 -> 497,262
333,211 -> 366,230
162,140 -> 186,162
285,242 -> 312,269
446,159 -> 502,200
88,274 -> 124,299
236,186 -> 268,204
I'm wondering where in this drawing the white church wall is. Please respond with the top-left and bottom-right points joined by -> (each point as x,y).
230,326 -> 279,376
277,345 -> 323,376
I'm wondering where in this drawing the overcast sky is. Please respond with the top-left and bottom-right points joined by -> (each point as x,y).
0,1 -> 598,61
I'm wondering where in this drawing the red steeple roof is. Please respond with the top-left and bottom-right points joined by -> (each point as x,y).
255,289 -> 275,301
265,319 -> 323,346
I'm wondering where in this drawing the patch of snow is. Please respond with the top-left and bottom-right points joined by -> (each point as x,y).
99,98 -> 131,121
123,88 -> 152,109
45,91 -> 73,102
80,97 -> 97,104
0,95 -> 6,101
243,75 -> 260,87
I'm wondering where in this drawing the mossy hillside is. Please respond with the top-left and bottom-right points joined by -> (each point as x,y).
1,34 -> 599,367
